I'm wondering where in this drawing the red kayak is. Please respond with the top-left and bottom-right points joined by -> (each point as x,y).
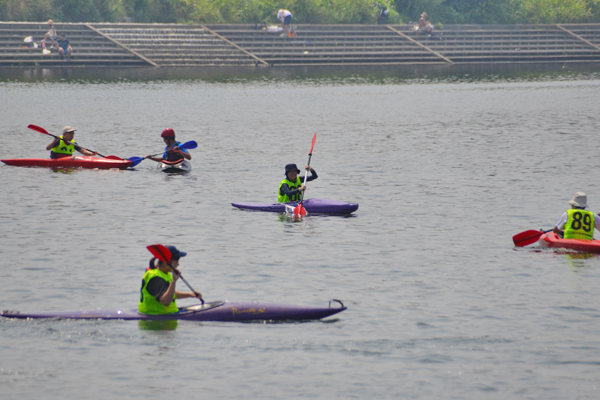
539,231 -> 600,253
2,156 -> 133,170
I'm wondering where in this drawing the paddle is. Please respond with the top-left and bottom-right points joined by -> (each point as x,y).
28,124 -> 123,160
146,244 -> 204,305
512,229 -> 553,247
128,140 -> 198,167
293,133 -> 317,217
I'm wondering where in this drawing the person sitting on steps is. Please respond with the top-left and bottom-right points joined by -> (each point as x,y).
415,12 -> 434,34
56,33 -> 72,60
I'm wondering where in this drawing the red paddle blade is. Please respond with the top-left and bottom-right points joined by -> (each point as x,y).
28,124 -> 50,134
293,204 -> 307,217
309,133 -> 316,154
512,230 -> 545,247
147,244 -> 172,263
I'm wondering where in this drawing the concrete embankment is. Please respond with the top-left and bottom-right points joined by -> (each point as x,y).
2,22 -> 600,68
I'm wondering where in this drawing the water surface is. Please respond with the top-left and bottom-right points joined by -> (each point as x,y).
1,64 -> 600,399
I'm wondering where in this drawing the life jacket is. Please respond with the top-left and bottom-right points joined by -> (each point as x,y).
278,176 -> 302,203
564,209 -> 594,240
51,136 -> 75,157
138,269 -> 178,315
164,141 -> 184,162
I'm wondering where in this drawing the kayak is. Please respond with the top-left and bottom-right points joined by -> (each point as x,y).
232,198 -> 359,215
1,299 -> 346,322
159,159 -> 191,173
1,156 -> 133,170
539,231 -> 600,253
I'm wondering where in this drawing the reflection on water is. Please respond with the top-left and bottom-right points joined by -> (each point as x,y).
1,62 -> 600,84
138,319 -> 178,331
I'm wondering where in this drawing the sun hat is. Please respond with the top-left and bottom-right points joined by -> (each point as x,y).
161,128 -> 175,138
285,163 -> 300,175
166,245 -> 187,259
63,126 -> 76,134
568,192 -> 588,208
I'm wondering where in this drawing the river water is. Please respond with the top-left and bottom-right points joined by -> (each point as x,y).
1,63 -> 600,399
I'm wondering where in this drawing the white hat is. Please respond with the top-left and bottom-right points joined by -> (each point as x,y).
568,192 -> 587,208
63,126 -> 76,134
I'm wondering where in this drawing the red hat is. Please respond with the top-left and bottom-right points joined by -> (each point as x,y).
161,128 -> 175,138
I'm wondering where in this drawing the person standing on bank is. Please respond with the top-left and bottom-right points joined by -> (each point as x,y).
43,19 -> 57,48
553,192 -> 600,239
278,163 -> 317,203
146,128 -> 192,163
46,126 -> 98,159
139,245 -> 202,315
277,9 -> 293,37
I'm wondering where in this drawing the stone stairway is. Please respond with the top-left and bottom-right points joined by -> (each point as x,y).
93,23 -> 259,67
1,22 -> 600,68
0,22 -> 149,67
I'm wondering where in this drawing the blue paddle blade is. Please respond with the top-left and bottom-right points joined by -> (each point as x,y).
181,140 -> 198,150
128,157 -> 144,167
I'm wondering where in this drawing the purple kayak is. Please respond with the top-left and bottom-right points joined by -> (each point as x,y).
1,300 -> 346,322
232,198 -> 358,215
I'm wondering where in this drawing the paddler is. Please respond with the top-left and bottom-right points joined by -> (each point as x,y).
553,192 -> 600,239
139,245 -> 202,315
45,126 -> 98,159
278,163 -> 318,203
146,128 -> 192,163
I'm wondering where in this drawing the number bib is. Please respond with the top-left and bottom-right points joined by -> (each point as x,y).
564,209 -> 594,240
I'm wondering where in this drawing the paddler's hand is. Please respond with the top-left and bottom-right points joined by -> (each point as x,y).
298,185 -> 306,191
193,291 -> 202,299
171,267 -> 181,281
305,165 -> 313,172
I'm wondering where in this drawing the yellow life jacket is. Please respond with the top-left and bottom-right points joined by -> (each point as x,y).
138,269 -> 178,314
278,176 -> 302,203
564,209 -> 594,240
51,137 -> 75,156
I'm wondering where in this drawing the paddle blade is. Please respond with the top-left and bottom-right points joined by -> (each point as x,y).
293,204 -> 307,217
28,124 -> 50,135
180,140 -> 198,150
147,244 -> 172,263
128,156 -> 144,167
309,133 -> 316,154
512,230 -> 545,247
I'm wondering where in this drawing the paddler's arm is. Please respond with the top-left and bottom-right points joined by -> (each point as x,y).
553,212 -> 568,235
75,145 -> 98,156
46,138 -> 60,151
174,146 -> 192,160
594,213 -> 600,232
281,183 -> 305,198
146,155 -> 163,163
175,290 -> 202,299
304,167 -> 317,182
157,273 -> 179,307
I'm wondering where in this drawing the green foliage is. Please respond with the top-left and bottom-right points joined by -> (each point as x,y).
441,0 -> 512,23
510,0 -> 592,23
0,0 -> 54,21
2,0 -> 600,24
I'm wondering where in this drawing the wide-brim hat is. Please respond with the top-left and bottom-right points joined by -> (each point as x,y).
166,245 -> 187,259
285,163 -> 300,175
63,126 -> 76,134
568,192 -> 588,208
